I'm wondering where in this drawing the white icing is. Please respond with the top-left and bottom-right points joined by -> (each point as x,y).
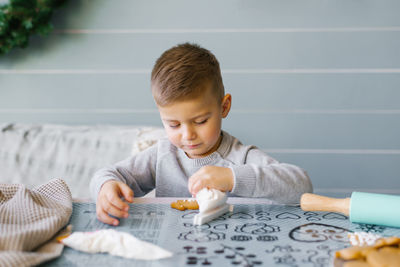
62,229 -> 172,260
196,188 -> 227,213
348,232 -> 382,246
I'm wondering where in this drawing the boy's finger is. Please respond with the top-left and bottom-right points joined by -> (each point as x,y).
119,183 -> 134,203
187,178 -> 194,194
191,180 -> 205,196
188,179 -> 196,195
97,206 -> 119,226
107,191 -> 129,211
103,198 -> 129,218
187,175 -> 199,194
98,196 -> 128,222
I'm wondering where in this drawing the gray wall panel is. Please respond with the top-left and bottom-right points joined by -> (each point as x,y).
2,32 -> 400,69
270,153 -> 400,195
2,74 -> 400,109
53,0 -> 400,29
1,0 -> 399,193
2,111 -> 399,150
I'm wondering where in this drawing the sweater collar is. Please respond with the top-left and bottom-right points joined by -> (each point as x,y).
178,131 -> 232,166
216,130 -> 231,157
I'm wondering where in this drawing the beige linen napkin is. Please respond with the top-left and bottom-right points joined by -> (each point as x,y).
0,178 -> 72,267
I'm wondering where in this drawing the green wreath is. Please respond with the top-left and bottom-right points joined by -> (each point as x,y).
0,0 -> 67,55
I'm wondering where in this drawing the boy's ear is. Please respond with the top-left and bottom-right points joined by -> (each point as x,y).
221,94 -> 232,118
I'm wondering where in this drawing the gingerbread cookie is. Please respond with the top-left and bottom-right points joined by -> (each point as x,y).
170,199 -> 199,211
367,247 -> 400,267
335,236 -> 400,267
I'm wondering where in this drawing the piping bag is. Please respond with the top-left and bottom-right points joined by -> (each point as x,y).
193,188 -> 233,225
301,192 -> 400,228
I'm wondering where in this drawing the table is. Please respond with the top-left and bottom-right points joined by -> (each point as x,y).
41,198 -> 400,267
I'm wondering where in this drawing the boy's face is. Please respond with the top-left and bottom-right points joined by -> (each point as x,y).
157,87 -> 231,159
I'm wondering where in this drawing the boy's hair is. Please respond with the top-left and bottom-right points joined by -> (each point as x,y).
151,43 -> 224,106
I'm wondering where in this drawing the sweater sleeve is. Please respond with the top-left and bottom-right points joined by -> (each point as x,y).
230,147 -> 313,204
89,144 -> 158,201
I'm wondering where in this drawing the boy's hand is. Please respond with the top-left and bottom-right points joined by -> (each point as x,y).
188,166 -> 234,196
96,180 -> 133,226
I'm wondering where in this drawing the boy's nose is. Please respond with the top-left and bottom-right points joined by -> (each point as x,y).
182,126 -> 196,140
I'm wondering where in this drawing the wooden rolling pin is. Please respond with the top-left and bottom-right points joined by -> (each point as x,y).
301,192 -> 400,228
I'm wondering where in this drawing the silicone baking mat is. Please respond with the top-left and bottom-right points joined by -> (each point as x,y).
42,202 -> 400,267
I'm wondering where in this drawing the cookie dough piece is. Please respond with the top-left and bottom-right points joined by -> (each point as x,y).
170,199 -> 199,211
335,246 -> 374,261
343,260 -> 371,267
366,247 -> 400,267
373,236 -> 400,248
335,236 -> 400,267
61,229 -> 173,260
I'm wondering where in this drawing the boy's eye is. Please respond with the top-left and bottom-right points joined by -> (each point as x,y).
195,119 -> 208,125
169,124 -> 180,128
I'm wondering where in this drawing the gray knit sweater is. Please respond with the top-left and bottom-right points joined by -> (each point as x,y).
90,131 -> 312,204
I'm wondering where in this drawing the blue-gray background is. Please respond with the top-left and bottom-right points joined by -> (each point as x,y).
1,0 -> 399,196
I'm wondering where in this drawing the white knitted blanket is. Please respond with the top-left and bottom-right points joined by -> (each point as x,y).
0,178 -> 72,267
0,123 -> 165,198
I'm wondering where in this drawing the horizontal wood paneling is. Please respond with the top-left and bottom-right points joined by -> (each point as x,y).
2,32 -> 400,69
2,74 -> 400,110
53,0 -> 400,29
1,0 -> 399,193
270,153 -> 400,195
1,112 -> 399,150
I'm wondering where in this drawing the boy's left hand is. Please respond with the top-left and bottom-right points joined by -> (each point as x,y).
188,166 -> 234,196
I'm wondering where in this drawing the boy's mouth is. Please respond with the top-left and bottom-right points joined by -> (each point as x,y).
185,144 -> 201,149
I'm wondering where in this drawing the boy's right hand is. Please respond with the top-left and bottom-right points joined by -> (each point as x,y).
96,180 -> 134,226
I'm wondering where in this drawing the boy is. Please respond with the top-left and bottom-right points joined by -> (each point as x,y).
90,43 -> 313,225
